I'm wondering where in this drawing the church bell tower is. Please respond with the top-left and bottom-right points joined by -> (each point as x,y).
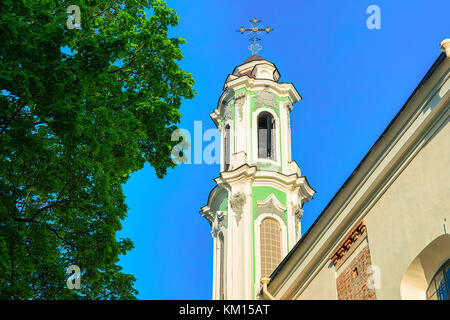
200,55 -> 315,299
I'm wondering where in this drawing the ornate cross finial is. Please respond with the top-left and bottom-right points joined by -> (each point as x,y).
237,17 -> 274,56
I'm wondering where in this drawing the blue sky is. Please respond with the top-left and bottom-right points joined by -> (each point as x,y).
117,0 -> 450,299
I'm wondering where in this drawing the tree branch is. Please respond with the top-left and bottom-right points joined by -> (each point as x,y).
89,2 -> 116,21
0,104 -> 26,134
108,43 -> 145,73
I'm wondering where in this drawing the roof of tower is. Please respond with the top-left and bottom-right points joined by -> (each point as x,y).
226,56 -> 281,84
243,55 -> 264,63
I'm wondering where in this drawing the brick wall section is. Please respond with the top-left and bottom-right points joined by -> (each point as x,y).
336,245 -> 377,300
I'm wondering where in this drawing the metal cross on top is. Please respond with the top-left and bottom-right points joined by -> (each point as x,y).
237,17 -> 274,56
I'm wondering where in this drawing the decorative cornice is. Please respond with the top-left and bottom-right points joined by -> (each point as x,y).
200,205 -> 214,226
211,79 -> 300,128
223,77 -> 301,107
330,221 -> 367,267
203,166 -> 315,227
253,171 -> 315,202
216,164 -> 257,187
255,194 -> 287,225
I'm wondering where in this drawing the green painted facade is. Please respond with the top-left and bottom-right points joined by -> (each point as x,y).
219,196 -> 228,211
219,196 -> 228,229
218,87 -> 293,174
217,86 -> 295,298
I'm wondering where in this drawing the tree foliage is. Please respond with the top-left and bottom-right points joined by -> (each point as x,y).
0,0 -> 195,299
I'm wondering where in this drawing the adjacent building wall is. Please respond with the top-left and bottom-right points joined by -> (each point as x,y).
272,55 -> 449,301
296,262 -> 338,300
364,116 -> 450,300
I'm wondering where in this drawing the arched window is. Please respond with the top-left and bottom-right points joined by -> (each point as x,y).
426,259 -> 450,300
400,234 -> 450,300
257,112 -> 275,160
260,218 -> 282,278
224,125 -> 231,171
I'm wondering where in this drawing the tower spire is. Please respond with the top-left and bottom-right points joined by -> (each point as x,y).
237,17 -> 274,56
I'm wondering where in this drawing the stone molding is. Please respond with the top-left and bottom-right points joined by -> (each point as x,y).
255,194 -> 287,225
330,221 -> 367,268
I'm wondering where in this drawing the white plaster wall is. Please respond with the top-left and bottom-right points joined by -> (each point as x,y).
296,262 -> 338,300
365,116 -> 450,299
285,105 -> 449,301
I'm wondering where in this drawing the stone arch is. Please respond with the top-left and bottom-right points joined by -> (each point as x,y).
400,234 -> 450,299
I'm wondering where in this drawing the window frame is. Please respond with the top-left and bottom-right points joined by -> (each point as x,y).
426,259 -> 450,300
223,124 -> 231,171
253,108 -> 280,167
257,111 -> 275,160
253,210 -> 288,298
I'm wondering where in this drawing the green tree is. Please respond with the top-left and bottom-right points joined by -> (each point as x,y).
0,0 -> 195,299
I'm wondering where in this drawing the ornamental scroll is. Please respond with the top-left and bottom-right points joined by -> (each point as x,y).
255,194 -> 287,225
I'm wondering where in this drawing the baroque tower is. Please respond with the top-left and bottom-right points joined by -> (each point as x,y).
200,56 -> 315,299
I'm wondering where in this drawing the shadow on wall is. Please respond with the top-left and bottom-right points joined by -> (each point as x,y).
400,234 -> 450,300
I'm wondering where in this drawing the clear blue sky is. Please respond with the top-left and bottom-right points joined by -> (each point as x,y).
117,0 -> 450,299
